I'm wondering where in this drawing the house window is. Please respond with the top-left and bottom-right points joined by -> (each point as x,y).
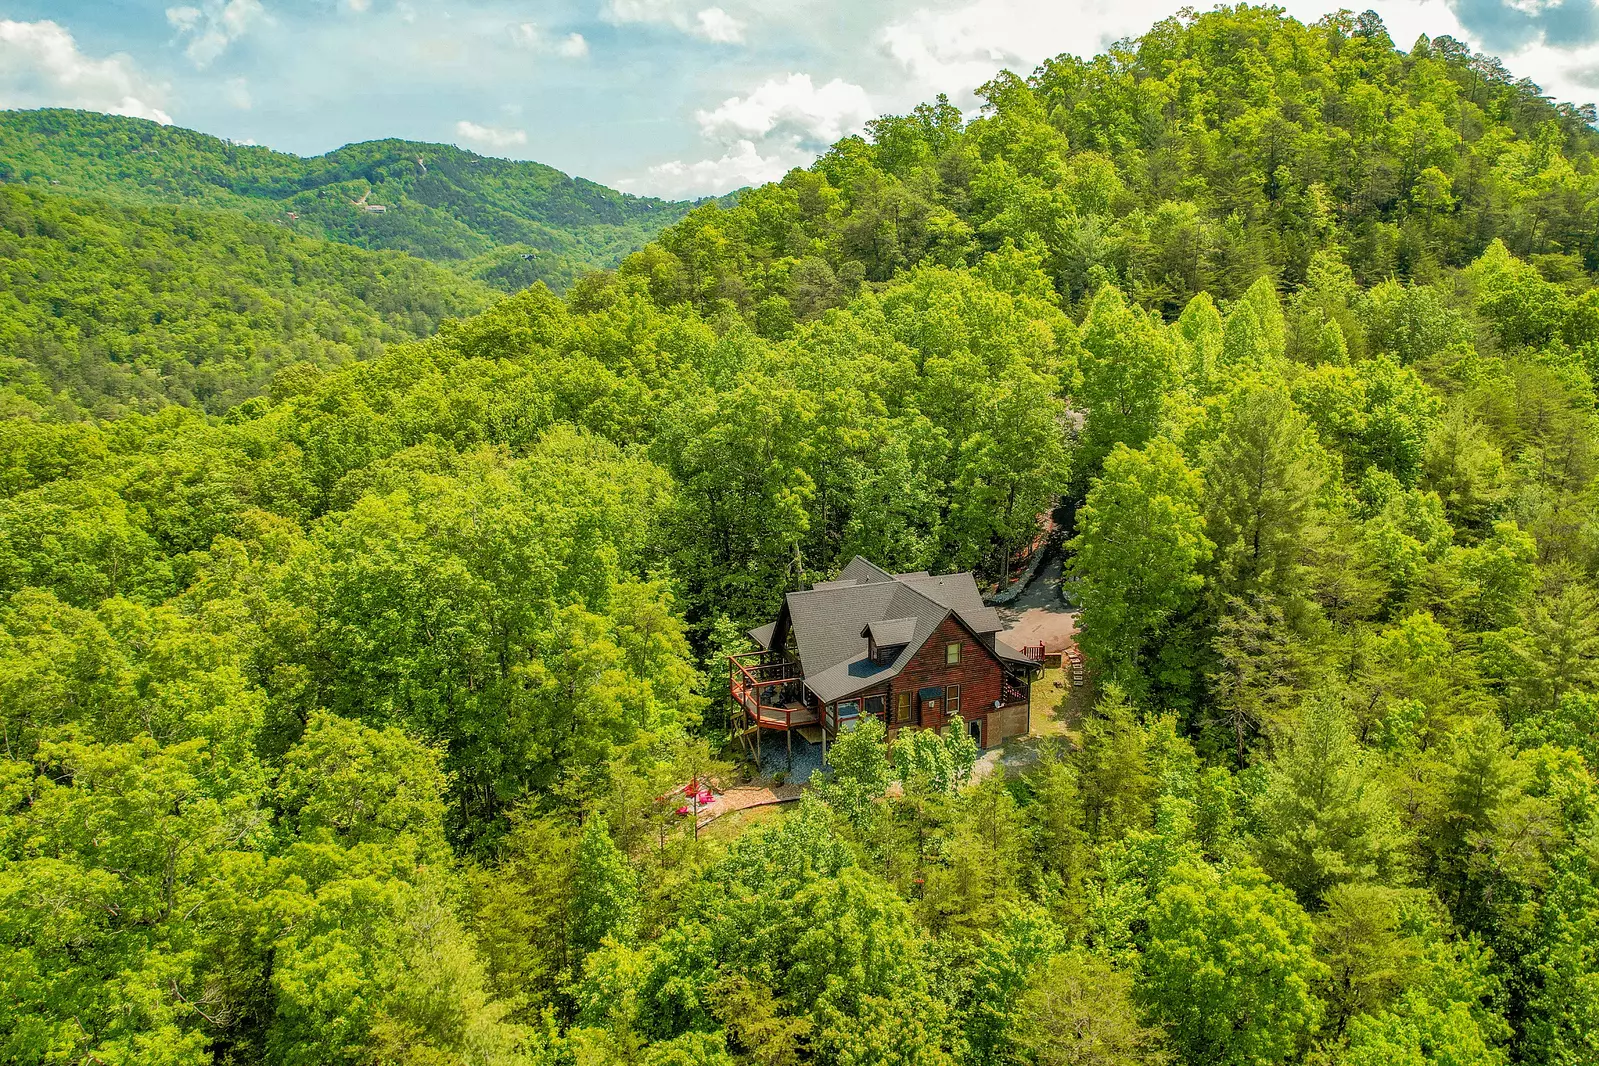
837,699 -> 860,720
947,684 -> 961,718
865,695 -> 885,719
896,692 -> 912,725
946,642 -> 961,665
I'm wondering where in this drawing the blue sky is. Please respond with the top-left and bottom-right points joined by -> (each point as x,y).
3,0 -> 1598,199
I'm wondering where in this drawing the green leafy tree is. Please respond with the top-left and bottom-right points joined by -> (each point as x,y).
1139,864 -> 1327,1066
571,818 -> 640,958
1070,440 -> 1211,698
1074,286 -> 1181,486
1202,383 -> 1327,607
1017,949 -> 1167,1066
1248,698 -> 1410,907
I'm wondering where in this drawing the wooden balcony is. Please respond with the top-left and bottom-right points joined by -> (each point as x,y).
728,651 -> 816,729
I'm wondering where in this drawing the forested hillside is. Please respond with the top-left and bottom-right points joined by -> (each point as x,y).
5,6 -> 1599,1066
0,185 -> 494,415
0,109 -> 697,291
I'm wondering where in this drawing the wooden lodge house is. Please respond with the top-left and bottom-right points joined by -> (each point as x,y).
729,557 -> 1038,763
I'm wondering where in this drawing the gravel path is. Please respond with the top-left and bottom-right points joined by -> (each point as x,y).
695,781 -> 804,828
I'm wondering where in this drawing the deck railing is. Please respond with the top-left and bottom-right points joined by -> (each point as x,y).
728,652 -> 815,729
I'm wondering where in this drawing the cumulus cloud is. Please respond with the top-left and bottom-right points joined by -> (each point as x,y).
698,73 -> 874,148
602,0 -> 746,43
1477,34 -> 1599,104
1445,0 -> 1599,53
879,1 -> 1092,96
624,72 -> 873,197
694,8 -> 745,43
455,119 -> 529,151
618,139 -> 798,198
166,0 -> 266,68
224,75 -> 251,109
878,0 -> 1468,99
0,19 -> 172,123
510,22 -> 590,58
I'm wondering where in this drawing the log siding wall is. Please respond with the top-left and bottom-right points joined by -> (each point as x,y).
887,616 -> 1005,740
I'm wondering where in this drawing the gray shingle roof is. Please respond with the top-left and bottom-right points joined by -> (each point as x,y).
993,636 -> 1034,664
862,617 -> 916,647
838,557 -> 895,584
780,557 -> 1014,703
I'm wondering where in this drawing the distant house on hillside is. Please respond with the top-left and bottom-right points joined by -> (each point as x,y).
363,203 -> 388,213
730,557 -> 1038,763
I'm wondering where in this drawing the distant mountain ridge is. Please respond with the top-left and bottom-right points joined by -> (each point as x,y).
0,109 -> 699,291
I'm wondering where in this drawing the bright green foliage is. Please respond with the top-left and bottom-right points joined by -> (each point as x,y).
891,726 -> 978,796
1074,286 -> 1182,484
1248,699 -> 1410,907
817,717 -> 893,834
921,774 -> 1029,935
1361,281 -> 1472,366
955,906 -> 1064,1064
571,819 -> 640,958
1292,357 -> 1440,485
1202,383 -> 1329,606
0,109 -> 695,292
1016,949 -> 1166,1066
1524,841 -> 1599,1066
1470,241 -> 1574,351
7,8 -> 1599,1065
0,185 -> 492,414
1071,440 -> 1211,697
1076,685 -> 1158,844
1221,278 -> 1287,373
1177,292 -> 1226,396
1140,864 -> 1327,1066
1344,997 -> 1505,1066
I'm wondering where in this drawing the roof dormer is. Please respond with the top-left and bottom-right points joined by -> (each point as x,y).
861,617 -> 916,665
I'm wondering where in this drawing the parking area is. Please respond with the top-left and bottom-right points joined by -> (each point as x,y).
996,553 -> 1078,655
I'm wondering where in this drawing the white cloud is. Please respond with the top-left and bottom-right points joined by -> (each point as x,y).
602,0 -> 746,43
880,2 -> 1071,96
509,22 -> 589,58
0,19 -> 172,124
879,0 -> 1470,99
619,139 -> 800,198
695,8 -> 745,44
224,75 -> 251,108
455,119 -> 529,151
1496,37 -> 1599,105
623,71 -> 874,197
698,73 -> 873,146
166,0 -> 266,68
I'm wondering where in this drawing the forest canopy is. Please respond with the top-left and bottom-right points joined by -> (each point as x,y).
5,6 -> 1599,1066
0,185 -> 495,416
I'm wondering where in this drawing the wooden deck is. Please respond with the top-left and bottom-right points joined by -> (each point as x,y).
729,651 -> 820,764
731,679 -> 818,729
